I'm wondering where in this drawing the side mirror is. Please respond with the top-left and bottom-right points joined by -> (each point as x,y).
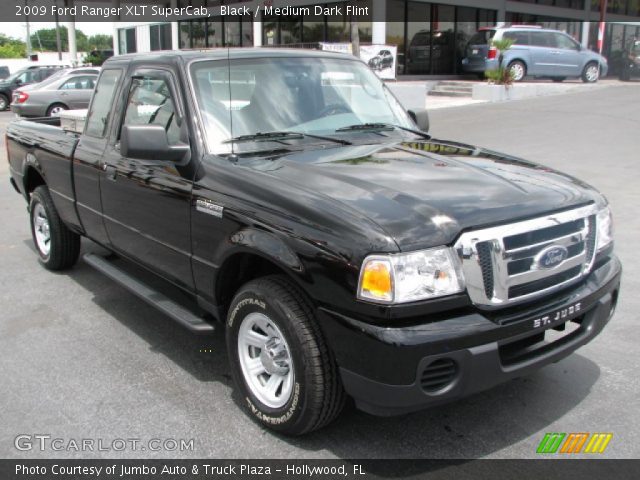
407,108 -> 429,133
120,124 -> 189,163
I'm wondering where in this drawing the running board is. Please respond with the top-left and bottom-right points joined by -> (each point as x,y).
83,253 -> 215,334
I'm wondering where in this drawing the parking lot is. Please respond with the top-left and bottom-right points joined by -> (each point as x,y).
0,83 -> 638,460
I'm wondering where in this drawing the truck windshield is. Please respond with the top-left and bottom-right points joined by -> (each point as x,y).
190,56 -> 414,153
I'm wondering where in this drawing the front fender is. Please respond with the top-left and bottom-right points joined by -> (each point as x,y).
226,227 -> 304,273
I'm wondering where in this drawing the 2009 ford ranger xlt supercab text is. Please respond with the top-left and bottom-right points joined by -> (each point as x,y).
6,50 -> 621,435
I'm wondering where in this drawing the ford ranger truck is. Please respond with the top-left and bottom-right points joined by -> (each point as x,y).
6,50 -> 621,435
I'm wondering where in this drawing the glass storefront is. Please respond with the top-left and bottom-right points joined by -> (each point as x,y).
504,13 -> 583,40
387,1 -> 497,75
261,1 -> 372,46
179,16 -> 253,49
150,24 -> 172,51
118,28 -> 137,54
592,0 -> 640,16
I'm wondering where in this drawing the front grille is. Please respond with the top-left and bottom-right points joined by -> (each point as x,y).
420,358 -> 458,393
455,205 -> 598,307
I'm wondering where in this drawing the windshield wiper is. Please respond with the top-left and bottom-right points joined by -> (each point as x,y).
226,131 -> 352,145
336,123 -> 430,140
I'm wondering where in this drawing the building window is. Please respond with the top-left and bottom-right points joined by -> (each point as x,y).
179,16 -> 253,48
118,28 -> 137,54
150,24 -> 172,51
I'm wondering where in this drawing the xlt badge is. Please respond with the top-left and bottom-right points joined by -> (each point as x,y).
195,199 -> 223,218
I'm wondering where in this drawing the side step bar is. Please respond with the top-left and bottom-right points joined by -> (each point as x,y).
83,253 -> 214,334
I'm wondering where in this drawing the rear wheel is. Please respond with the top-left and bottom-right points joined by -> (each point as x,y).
30,186 -> 80,270
226,275 -> 345,435
0,94 -> 8,111
582,62 -> 600,83
507,61 -> 526,82
47,103 -> 68,117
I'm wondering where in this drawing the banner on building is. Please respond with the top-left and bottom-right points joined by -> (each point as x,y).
359,44 -> 398,80
320,43 -> 398,80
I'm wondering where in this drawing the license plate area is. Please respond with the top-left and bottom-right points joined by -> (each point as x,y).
499,312 -> 586,367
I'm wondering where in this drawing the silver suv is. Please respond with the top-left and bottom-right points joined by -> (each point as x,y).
462,25 -> 608,83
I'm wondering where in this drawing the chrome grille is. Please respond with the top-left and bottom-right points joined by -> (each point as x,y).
455,205 -> 598,308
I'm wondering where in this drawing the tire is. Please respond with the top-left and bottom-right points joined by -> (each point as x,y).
226,275 -> 345,435
47,103 -> 68,117
551,77 -> 566,83
507,60 -> 526,82
582,62 -> 600,83
0,94 -> 8,111
30,185 -> 80,270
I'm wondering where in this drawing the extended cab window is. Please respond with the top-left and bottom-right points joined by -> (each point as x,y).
121,76 -> 180,145
85,69 -> 122,138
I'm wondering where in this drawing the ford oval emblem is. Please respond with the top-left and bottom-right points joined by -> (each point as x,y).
535,245 -> 568,269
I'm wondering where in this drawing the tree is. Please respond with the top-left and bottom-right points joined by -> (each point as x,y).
0,34 -> 26,58
30,27 -> 112,52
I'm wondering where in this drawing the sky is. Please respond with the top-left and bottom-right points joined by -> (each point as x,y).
1,22 -> 114,41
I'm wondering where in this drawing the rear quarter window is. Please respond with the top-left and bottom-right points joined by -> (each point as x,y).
468,30 -> 496,45
503,31 -> 531,46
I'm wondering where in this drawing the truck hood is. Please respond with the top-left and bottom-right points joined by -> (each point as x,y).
239,139 -> 603,250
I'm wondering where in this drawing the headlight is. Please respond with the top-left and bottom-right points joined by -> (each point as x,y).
596,207 -> 613,252
358,247 -> 464,304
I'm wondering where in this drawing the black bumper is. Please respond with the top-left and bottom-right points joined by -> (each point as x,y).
317,256 -> 621,416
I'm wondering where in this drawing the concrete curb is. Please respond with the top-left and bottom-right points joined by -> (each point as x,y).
472,82 -> 601,102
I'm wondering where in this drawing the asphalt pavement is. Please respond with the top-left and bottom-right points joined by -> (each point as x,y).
0,83 -> 639,460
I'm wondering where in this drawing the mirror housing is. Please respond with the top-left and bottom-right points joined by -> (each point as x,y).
120,124 -> 189,163
407,108 -> 429,133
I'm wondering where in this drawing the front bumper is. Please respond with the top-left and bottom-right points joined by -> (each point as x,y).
318,256 -> 621,416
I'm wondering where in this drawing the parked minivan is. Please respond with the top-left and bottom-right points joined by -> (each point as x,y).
462,25 -> 608,83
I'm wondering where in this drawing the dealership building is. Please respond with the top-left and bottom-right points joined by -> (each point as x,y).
113,0 -> 640,76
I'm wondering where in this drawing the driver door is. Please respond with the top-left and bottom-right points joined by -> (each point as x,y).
100,68 -> 195,291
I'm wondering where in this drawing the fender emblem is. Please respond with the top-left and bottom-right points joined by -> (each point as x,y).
195,199 -> 223,218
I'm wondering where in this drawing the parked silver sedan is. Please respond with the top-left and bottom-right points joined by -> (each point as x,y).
11,72 -> 98,117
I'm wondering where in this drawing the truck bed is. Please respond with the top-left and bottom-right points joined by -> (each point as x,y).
6,117 -> 81,230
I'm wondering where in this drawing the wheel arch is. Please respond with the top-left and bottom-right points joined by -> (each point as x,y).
22,164 -> 47,201
47,102 -> 68,116
213,228 -> 309,316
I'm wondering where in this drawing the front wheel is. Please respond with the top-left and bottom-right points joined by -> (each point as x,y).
582,62 -> 600,83
30,185 -> 80,270
226,275 -> 345,435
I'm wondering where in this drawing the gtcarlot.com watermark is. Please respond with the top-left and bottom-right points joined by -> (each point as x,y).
15,434 -> 195,452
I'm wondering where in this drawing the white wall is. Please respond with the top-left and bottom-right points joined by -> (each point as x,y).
1,52 -> 88,74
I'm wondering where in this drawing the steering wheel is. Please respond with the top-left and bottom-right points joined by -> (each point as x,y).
318,103 -> 352,118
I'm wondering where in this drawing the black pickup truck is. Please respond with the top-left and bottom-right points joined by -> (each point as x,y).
6,49 -> 621,435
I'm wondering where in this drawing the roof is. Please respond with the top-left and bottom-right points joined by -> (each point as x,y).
104,47 -> 355,65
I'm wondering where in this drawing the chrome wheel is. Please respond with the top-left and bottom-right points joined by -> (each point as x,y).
0,97 -> 7,110
237,312 -> 294,409
32,203 -> 51,257
49,105 -> 66,117
585,64 -> 599,82
509,62 -> 525,82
